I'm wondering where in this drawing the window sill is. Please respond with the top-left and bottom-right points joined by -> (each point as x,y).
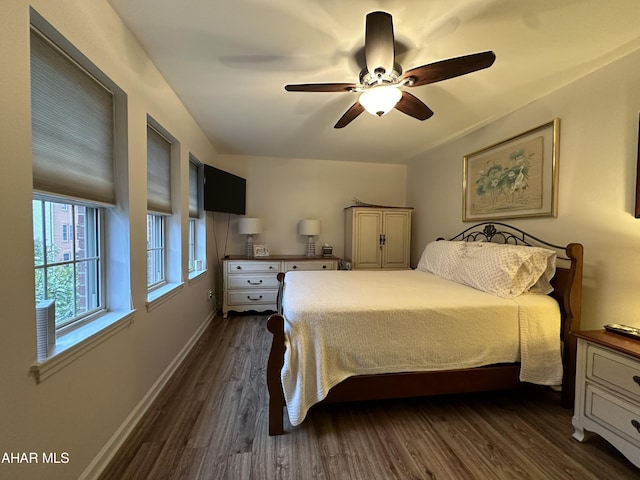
31,309 -> 136,384
188,269 -> 207,283
146,281 -> 184,312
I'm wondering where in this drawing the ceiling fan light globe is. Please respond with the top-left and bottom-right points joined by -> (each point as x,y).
359,85 -> 402,117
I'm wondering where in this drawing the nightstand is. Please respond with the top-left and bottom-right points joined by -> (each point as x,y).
222,255 -> 339,317
572,329 -> 640,469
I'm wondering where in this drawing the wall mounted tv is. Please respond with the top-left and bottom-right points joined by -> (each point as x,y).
203,165 -> 246,215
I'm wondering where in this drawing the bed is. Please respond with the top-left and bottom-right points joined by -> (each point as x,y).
266,222 -> 583,435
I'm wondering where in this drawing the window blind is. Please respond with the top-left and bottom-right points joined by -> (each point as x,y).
188,160 -> 200,218
30,29 -> 115,205
147,126 -> 172,214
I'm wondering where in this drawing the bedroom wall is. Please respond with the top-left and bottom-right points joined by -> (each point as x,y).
207,155 -> 407,300
406,45 -> 640,331
1,1 -> 222,479
213,154 -> 407,257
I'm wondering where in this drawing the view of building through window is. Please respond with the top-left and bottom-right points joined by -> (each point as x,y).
33,199 -> 101,329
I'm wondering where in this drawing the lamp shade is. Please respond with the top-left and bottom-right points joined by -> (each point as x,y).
298,219 -> 320,236
359,85 -> 402,117
238,217 -> 263,235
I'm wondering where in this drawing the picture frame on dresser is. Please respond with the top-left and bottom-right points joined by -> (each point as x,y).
254,244 -> 269,257
463,118 -> 560,221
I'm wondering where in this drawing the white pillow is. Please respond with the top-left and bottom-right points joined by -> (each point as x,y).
417,240 -> 473,278
450,242 -> 556,298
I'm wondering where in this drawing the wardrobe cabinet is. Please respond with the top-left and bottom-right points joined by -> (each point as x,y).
344,206 -> 412,270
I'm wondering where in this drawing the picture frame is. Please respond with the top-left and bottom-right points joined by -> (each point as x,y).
635,114 -> 640,218
463,118 -> 560,221
253,244 -> 269,257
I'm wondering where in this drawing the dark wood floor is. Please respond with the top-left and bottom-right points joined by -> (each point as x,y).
99,314 -> 639,480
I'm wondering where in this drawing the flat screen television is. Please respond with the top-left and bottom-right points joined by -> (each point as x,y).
203,165 -> 246,215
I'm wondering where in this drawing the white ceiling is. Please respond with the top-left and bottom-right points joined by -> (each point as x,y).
108,0 -> 640,164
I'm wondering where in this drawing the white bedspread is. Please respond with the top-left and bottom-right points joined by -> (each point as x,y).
280,269 -> 563,426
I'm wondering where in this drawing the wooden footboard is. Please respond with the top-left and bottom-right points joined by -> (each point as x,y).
266,224 -> 584,435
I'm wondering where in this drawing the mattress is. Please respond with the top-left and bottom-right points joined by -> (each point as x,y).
280,269 -> 563,426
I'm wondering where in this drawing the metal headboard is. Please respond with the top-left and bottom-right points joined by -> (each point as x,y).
445,222 -> 569,260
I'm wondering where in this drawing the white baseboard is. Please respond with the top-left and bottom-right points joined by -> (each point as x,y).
78,311 -> 215,480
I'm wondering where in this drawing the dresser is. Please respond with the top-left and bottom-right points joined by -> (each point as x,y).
222,255 -> 339,317
572,330 -> 640,469
344,206 -> 412,270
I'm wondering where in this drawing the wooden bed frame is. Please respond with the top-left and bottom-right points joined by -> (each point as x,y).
266,222 -> 584,435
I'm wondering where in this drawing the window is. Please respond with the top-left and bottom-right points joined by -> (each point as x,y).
146,124 -> 172,293
29,20 -> 133,377
188,218 -> 196,273
34,199 -> 103,330
31,25 -> 114,335
147,213 -> 166,289
188,157 -> 202,276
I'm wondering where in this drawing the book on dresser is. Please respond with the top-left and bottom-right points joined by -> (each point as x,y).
221,255 -> 339,317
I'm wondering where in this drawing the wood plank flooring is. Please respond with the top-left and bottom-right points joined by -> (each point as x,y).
99,314 -> 639,480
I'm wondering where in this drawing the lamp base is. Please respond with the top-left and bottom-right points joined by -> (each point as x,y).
305,236 -> 316,257
245,234 -> 254,258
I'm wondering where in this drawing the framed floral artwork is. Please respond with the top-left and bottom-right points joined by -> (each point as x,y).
463,118 -> 560,221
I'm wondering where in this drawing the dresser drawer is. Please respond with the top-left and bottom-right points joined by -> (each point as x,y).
227,290 -> 278,306
227,274 -> 279,290
284,260 -> 335,271
227,261 -> 280,273
587,344 -> 640,402
586,384 -> 640,448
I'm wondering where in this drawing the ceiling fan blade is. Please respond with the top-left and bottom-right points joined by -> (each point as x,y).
285,83 -> 357,93
365,11 -> 395,76
394,91 -> 434,121
401,51 -> 496,87
334,102 -> 365,128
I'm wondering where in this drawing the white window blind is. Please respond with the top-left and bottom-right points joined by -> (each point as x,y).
188,160 -> 200,218
147,126 -> 172,214
30,29 -> 115,205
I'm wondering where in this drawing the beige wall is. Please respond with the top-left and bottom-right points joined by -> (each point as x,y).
407,46 -> 640,331
215,154 -> 407,257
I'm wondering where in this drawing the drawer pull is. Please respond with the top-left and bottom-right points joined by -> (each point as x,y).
633,375 -> 640,386
236,266 -> 242,270
322,265 -> 327,269
292,265 -> 298,269
632,419 -> 640,434
247,295 -> 263,301
247,279 -> 263,285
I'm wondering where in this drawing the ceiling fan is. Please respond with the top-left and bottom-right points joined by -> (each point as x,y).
285,11 -> 496,128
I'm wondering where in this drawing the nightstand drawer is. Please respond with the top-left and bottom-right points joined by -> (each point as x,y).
587,344 -> 640,402
227,274 -> 279,290
284,260 -> 335,271
227,261 -> 280,273
586,384 -> 640,448
227,290 -> 278,306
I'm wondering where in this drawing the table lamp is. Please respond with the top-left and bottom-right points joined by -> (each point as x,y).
238,217 -> 263,257
298,219 -> 320,257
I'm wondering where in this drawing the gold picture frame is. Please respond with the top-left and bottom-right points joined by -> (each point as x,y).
463,118 -> 560,222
